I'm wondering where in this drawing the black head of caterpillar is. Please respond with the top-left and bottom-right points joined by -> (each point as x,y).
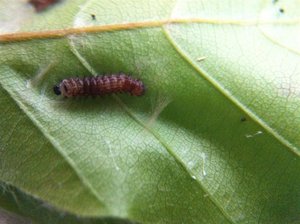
53,73 -> 145,98
53,85 -> 61,95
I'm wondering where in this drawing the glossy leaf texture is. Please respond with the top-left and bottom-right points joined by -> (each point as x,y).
0,0 -> 300,223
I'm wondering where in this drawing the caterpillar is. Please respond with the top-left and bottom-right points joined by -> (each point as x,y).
53,74 -> 145,97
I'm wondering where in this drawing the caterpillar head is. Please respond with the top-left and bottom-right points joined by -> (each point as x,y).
53,85 -> 61,95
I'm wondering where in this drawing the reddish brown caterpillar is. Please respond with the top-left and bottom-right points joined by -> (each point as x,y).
53,74 -> 145,97
29,0 -> 60,12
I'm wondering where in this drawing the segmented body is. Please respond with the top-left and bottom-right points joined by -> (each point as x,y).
53,74 -> 145,97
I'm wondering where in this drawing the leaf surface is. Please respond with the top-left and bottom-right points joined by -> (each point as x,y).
0,0 -> 300,223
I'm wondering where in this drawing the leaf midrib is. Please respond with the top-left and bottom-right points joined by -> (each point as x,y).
0,17 -> 299,42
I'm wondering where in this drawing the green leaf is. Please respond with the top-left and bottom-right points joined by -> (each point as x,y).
1,0 -> 300,223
